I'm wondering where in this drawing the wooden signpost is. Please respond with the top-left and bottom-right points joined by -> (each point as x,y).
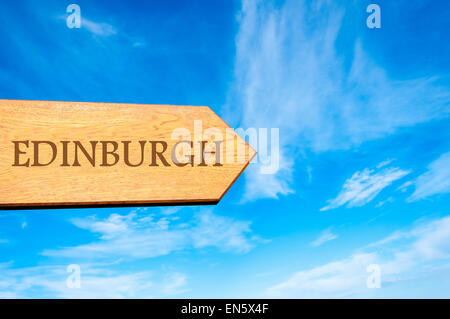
0,100 -> 255,209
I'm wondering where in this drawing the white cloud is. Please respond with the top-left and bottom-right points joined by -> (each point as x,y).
190,211 -> 254,253
1,209 -> 255,298
266,215 -> 450,297
242,150 -> 294,202
0,263 -> 186,298
375,197 -> 394,208
267,253 -> 376,297
227,0 -> 450,201
57,14 -> 146,47
82,19 -> 117,37
161,273 -> 188,295
397,181 -> 413,193
79,17 -> 147,48
57,14 -> 116,37
321,162 -> 409,211
408,152 -> 450,201
42,209 -> 257,259
311,228 -> 338,247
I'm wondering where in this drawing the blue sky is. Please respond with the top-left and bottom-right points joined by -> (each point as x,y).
0,0 -> 450,298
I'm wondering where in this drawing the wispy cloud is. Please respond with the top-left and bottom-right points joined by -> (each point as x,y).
242,156 -> 294,202
58,14 -> 116,37
82,18 -> 117,37
397,181 -> 413,193
0,263 -> 186,298
311,228 -> 338,247
321,162 -> 410,211
267,253 -> 376,297
266,215 -> 450,297
57,14 -> 146,47
161,273 -> 188,295
408,152 -> 450,202
42,209 -> 257,260
375,196 -> 394,208
227,0 -> 450,201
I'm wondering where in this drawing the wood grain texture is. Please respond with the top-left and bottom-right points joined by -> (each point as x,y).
0,100 -> 256,208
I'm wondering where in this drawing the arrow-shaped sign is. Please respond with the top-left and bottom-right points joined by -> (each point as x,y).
0,100 -> 255,209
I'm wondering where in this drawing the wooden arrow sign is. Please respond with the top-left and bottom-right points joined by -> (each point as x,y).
0,100 -> 255,209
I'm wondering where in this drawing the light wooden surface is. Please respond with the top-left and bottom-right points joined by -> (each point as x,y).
0,100 -> 255,208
